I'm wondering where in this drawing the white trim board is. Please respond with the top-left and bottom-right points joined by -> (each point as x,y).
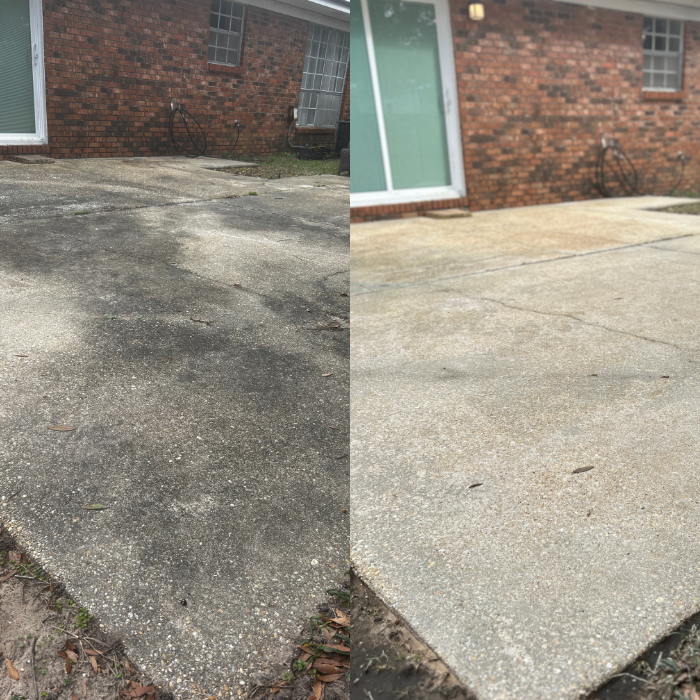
434,0 -> 466,202
553,0 -> 700,22
0,0 -> 48,146
351,186 -> 466,209
306,0 -> 350,14
359,0 -> 393,191
245,0 -> 349,30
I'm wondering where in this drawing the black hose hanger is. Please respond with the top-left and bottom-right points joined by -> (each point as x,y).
168,105 -> 240,158
594,137 -> 685,197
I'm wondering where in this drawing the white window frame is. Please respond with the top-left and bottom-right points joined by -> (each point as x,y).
350,0 -> 465,209
208,0 -> 245,68
642,16 -> 684,92
0,0 -> 48,146
298,25 -> 349,128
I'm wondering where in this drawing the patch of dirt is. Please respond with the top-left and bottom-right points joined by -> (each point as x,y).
244,584 -> 350,700
588,611 -> 700,700
351,571 -> 700,700
350,571 -> 473,700
0,524 -> 170,700
660,203 -> 700,215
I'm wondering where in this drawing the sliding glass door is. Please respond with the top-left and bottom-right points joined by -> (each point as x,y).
0,0 -> 48,145
350,0 -> 464,206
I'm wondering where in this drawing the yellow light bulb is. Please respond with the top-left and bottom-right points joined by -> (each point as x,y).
468,3 -> 485,20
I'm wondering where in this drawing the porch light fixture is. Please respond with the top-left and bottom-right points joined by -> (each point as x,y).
468,3 -> 484,20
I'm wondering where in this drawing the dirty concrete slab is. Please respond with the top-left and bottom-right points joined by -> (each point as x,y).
351,197 -> 700,700
0,158 -> 349,698
0,156 -> 344,221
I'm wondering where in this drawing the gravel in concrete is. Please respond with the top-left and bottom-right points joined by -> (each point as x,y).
0,157 -> 349,698
351,196 -> 700,700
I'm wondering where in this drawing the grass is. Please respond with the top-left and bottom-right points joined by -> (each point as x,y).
327,587 -> 351,603
663,202 -> 700,215
661,190 -> 700,215
220,152 -> 341,179
75,608 -> 93,629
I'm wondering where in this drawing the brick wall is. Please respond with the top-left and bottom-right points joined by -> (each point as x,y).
453,0 -> 700,211
351,0 -> 700,220
1,0 -> 349,160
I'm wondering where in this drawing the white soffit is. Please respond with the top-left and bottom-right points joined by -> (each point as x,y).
245,0 -> 349,30
554,0 -> 700,21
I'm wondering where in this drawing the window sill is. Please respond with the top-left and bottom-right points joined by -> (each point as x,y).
0,135 -> 48,146
208,62 -> 244,75
642,90 -> 685,102
295,126 -> 336,133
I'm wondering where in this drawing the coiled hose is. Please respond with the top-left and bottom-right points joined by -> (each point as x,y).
168,106 -> 240,158
595,139 -> 686,197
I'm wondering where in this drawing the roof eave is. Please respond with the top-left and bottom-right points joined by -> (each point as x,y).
553,0 -> 700,21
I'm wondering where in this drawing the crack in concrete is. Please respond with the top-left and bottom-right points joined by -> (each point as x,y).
456,292 -> 692,353
322,269 -> 349,282
350,232 -> 699,298
647,244 -> 700,258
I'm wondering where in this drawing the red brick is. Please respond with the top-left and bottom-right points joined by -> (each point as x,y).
1,0 -> 349,160
357,0 -> 700,220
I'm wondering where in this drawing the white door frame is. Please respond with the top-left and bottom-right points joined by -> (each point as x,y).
0,0 -> 48,146
350,0 -> 465,208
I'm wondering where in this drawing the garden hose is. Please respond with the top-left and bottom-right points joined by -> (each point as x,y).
594,139 -> 686,197
168,107 -> 240,158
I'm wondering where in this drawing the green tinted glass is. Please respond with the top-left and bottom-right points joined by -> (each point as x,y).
369,0 -> 450,190
350,0 -> 386,194
0,0 -> 36,134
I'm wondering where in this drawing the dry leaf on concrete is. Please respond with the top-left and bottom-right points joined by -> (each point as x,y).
6,659 -> 19,680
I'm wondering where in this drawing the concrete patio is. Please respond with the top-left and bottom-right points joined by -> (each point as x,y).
351,196 -> 700,700
0,156 -> 349,697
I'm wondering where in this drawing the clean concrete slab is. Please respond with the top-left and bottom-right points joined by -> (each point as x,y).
0,158 -> 349,698
351,196 -> 700,700
350,196 -> 700,294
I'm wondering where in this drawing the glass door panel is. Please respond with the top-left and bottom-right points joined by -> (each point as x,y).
369,0 -> 450,190
350,0 -> 387,194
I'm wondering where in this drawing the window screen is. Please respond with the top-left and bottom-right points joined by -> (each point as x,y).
643,17 -> 683,91
209,0 -> 244,67
299,25 -> 349,128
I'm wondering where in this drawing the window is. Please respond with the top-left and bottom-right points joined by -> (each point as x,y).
299,25 -> 349,128
349,0 -> 465,207
0,0 -> 47,145
209,0 -> 245,67
643,17 -> 683,91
